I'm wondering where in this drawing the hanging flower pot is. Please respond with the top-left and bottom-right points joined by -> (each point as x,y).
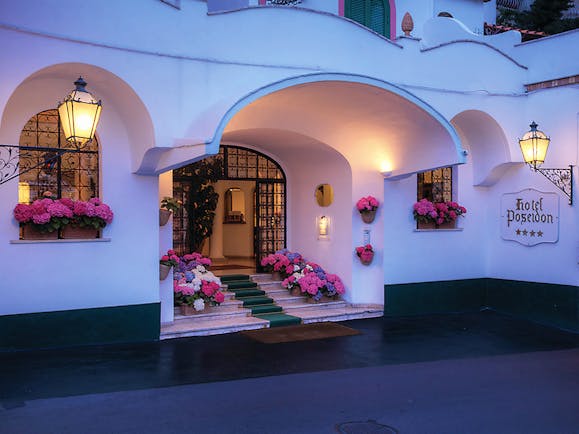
356,196 -> 379,224
360,209 -> 376,224
159,263 -> 171,280
355,244 -> 374,266
159,209 -> 172,226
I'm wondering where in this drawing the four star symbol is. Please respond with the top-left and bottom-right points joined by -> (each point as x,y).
515,229 -> 546,238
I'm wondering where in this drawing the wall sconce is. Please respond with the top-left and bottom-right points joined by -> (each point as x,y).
317,215 -> 330,240
58,77 -> 102,147
519,122 -> 573,205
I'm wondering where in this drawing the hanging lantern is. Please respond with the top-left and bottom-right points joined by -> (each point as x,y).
57,77 -> 102,147
518,121 -> 550,170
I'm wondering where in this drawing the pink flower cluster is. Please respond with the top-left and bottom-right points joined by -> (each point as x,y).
260,253 -> 290,272
13,197 -> 114,230
160,249 -> 180,267
356,195 -> 379,212
13,198 -> 73,225
413,199 -> 467,225
182,252 -> 212,267
355,244 -> 374,263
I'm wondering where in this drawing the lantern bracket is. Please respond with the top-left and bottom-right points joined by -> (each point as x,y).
0,144 -> 70,186
532,165 -> 573,205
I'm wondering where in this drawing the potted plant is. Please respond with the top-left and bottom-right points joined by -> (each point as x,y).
413,199 -> 467,229
159,196 -> 182,226
260,252 -> 291,281
356,195 -> 380,223
160,249 -> 180,281
355,244 -> 374,265
173,256 -> 224,314
59,197 -> 114,239
13,194 -> 72,240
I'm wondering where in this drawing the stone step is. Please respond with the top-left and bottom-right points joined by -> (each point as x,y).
161,315 -> 269,339
173,306 -> 250,322
250,273 -> 278,283
287,305 -> 384,324
278,300 -> 348,311
257,281 -> 285,292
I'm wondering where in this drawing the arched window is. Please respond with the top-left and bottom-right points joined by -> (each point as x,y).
345,0 -> 391,38
18,109 -> 99,203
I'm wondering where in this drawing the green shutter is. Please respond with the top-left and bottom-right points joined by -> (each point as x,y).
345,0 -> 390,38
346,0 -> 365,25
368,0 -> 385,35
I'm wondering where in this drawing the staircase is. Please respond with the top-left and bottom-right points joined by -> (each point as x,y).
220,275 -> 302,327
160,273 -> 383,339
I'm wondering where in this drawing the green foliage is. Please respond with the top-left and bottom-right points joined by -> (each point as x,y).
187,157 -> 223,253
497,0 -> 577,35
160,196 -> 182,213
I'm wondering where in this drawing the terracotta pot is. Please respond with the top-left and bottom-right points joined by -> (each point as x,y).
179,304 -> 213,315
306,295 -> 338,304
60,225 -> 100,239
159,209 -> 172,226
21,225 -> 58,240
360,209 -> 376,224
272,271 -> 282,281
417,220 -> 456,230
360,257 -> 373,266
159,263 -> 171,281
290,287 -> 302,297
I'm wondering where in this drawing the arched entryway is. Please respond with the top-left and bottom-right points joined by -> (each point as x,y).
172,145 -> 286,272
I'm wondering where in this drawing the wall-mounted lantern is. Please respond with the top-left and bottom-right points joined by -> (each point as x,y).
518,122 -> 573,205
317,215 -> 330,240
58,77 -> 102,147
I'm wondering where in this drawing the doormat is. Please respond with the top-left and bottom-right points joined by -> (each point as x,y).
211,264 -> 253,270
241,322 -> 360,344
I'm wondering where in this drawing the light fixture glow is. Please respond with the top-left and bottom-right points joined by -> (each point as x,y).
518,121 -> 550,170
58,77 -> 102,147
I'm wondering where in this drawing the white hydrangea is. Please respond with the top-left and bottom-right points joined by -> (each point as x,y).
193,298 -> 205,311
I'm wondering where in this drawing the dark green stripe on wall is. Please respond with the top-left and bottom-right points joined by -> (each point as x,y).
385,278 -> 579,332
0,303 -> 160,351
385,279 -> 488,316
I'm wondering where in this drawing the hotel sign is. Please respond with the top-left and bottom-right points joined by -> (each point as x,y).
501,189 -> 559,246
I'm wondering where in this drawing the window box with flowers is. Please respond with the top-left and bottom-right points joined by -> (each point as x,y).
13,194 -> 113,240
413,199 -> 466,230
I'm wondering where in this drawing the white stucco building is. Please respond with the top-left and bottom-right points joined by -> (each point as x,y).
0,0 -> 577,350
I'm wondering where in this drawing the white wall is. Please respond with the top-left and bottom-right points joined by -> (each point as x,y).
219,180 -> 255,258
0,0 -> 576,319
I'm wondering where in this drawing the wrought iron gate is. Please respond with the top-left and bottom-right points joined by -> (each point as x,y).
173,146 -> 286,268
255,181 -> 286,272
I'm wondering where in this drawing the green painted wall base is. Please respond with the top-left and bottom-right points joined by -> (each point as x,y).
385,279 -> 579,333
0,303 -> 160,351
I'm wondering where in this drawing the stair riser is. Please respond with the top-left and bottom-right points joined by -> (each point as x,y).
279,301 -> 347,311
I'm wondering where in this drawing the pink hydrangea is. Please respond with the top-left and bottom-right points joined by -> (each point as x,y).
47,201 -> 73,218
356,196 -> 379,212
201,281 -> 219,297
214,291 -> 225,304
32,212 -> 51,225
13,204 -> 33,223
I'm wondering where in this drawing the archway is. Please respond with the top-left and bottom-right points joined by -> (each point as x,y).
172,145 -> 287,272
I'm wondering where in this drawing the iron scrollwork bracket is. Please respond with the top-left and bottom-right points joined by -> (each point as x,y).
535,165 -> 574,205
0,144 -> 69,186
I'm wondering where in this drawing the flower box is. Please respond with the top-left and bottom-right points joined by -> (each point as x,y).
21,225 -> 58,240
60,225 -> 100,239
417,221 -> 456,230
